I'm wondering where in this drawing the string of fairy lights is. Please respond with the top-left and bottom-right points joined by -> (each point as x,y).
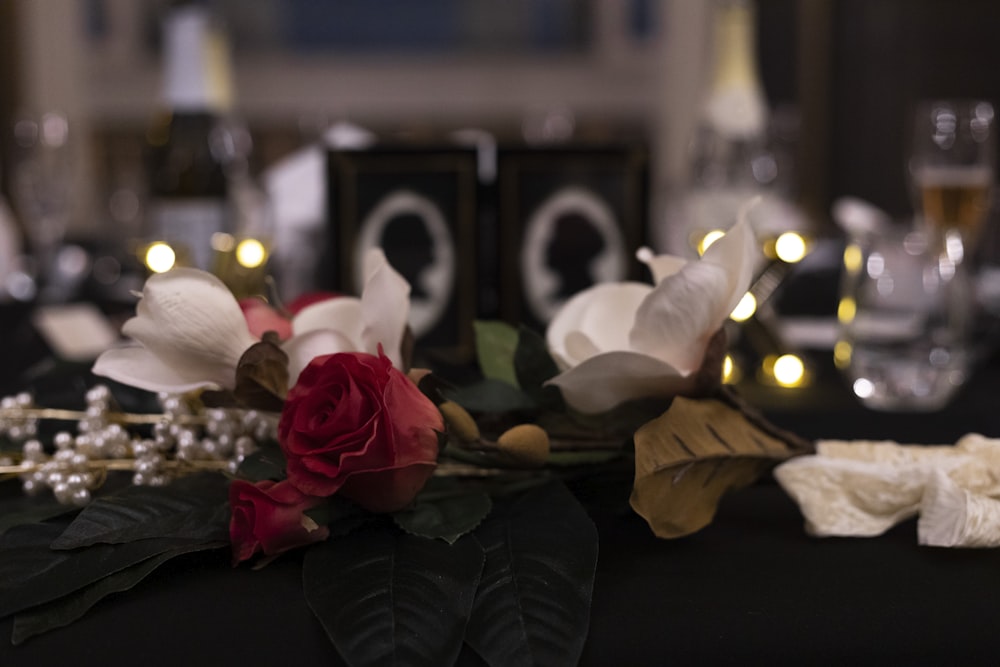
138,227 -> 816,390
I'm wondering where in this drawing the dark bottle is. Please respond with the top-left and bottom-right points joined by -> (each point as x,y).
145,1 -> 234,272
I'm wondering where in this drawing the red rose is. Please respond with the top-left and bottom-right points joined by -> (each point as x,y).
278,350 -> 442,512
229,479 -> 330,564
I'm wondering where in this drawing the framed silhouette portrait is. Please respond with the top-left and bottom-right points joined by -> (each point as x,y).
322,147 -> 479,358
497,146 -> 649,331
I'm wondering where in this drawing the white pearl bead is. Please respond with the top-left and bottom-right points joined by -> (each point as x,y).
71,488 -> 91,506
23,439 -> 44,461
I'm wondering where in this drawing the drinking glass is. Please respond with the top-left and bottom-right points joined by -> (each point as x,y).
10,111 -> 73,301
908,99 -> 995,265
838,225 -> 973,411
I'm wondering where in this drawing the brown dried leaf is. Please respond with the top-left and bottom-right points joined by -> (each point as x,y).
630,396 -> 813,538
234,331 -> 289,412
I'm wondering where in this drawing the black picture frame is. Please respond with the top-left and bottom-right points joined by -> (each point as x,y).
322,146 -> 479,360
496,145 -> 649,332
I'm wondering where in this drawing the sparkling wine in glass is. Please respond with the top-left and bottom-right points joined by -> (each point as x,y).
909,100 -> 995,254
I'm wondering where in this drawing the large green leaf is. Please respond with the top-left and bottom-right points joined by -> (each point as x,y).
513,327 -> 564,411
473,320 -> 520,386
394,490 -> 492,544
11,540 -> 225,644
443,378 -> 537,414
0,522 -> 74,598
0,522 -> 223,619
50,473 -> 230,549
0,496 -> 81,537
303,524 -> 485,667
465,482 -> 598,667
513,327 -> 559,390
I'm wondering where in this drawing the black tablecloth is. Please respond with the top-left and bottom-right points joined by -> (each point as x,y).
4,309 -> 1000,665
3,479 -> 999,666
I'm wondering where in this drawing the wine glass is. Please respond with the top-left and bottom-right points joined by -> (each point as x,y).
908,99 -> 995,266
10,111 -> 74,301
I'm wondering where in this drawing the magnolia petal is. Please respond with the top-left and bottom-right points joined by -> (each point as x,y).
545,351 -> 689,414
563,330 -> 601,364
291,296 -> 364,346
699,204 -> 759,321
628,261 -> 731,374
119,268 -> 256,387
360,248 -> 411,368
283,329 -> 358,387
546,282 -> 652,367
636,247 -> 689,285
92,345 -> 227,393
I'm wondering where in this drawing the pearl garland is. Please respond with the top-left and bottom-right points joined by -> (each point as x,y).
0,385 -> 278,506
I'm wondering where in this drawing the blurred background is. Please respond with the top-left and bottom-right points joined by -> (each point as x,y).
6,0 -> 993,246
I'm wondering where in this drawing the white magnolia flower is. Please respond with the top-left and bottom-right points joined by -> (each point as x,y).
92,268 -> 257,393
545,209 -> 757,414
283,248 -> 411,385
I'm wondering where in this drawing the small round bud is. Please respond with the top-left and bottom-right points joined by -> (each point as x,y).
439,401 -> 480,444
497,424 -> 550,467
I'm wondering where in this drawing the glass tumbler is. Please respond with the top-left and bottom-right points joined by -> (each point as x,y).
837,226 -> 973,411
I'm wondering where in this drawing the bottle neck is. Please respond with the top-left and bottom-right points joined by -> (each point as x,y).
703,0 -> 767,140
161,5 -> 233,113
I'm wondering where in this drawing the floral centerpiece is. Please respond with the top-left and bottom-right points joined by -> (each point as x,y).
0,210 -> 812,665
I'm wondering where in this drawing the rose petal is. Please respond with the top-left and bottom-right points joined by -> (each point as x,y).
360,248 -> 411,368
92,345 -> 228,393
546,351 -> 690,414
283,329 -> 359,388
240,299 -> 293,340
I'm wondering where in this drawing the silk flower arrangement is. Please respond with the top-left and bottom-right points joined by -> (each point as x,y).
0,210 -> 811,665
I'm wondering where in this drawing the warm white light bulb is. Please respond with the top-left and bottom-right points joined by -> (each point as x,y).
145,243 -> 176,273
772,354 -> 805,388
729,293 -> 757,322
775,232 -> 807,263
235,239 -> 267,269
698,230 -> 726,255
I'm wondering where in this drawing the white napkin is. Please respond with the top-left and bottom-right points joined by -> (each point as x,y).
774,434 -> 1000,547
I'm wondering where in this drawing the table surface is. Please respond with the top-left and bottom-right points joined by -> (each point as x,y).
3,306 -> 1000,665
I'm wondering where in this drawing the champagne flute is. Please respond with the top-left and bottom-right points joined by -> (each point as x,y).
10,111 -> 73,301
908,99 -> 995,264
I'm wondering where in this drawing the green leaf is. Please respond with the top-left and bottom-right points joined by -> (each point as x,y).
50,473 -> 230,549
0,522 -> 74,599
0,528 -> 222,619
303,525 -> 485,667
11,540 -> 225,644
443,379 -> 537,414
394,491 -> 492,544
474,320 -> 520,386
465,482 -> 598,667
236,441 -> 287,481
0,496 -> 81,537
513,327 -> 564,411
303,496 -> 369,539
